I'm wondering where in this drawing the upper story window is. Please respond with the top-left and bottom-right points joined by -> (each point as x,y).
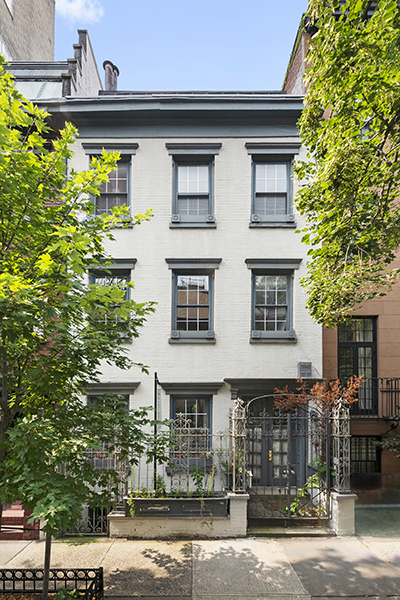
166,258 -> 222,343
254,274 -> 289,332
82,142 -> 138,219
166,143 -> 221,228
338,317 -> 377,413
246,258 -> 301,343
254,162 -> 289,217
176,162 -> 211,220
89,259 -> 137,342
96,159 -> 129,216
246,142 -> 301,228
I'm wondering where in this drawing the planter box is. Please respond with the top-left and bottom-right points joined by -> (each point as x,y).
109,493 -> 249,539
125,496 -> 229,518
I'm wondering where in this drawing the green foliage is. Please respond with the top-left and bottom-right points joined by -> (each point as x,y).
53,589 -> 81,600
296,0 -> 400,325
0,58 -> 159,536
191,465 -> 205,496
380,428 -> 400,458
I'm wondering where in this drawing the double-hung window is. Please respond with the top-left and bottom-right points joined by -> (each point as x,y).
96,159 -> 129,216
82,143 -> 138,218
246,142 -> 300,227
166,258 -> 221,343
89,258 -> 136,341
166,143 -> 221,227
246,258 -> 301,342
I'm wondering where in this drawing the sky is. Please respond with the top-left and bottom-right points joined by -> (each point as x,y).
54,0 -> 309,92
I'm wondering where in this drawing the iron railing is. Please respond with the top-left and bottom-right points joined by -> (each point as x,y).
0,568 -> 103,600
350,378 -> 400,418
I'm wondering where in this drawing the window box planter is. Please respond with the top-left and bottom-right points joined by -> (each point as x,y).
124,496 -> 229,518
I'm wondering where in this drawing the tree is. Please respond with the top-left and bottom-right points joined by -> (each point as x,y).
0,54 -> 158,591
295,0 -> 400,326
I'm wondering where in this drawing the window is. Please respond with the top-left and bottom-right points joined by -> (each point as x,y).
166,143 -> 221,227
160,382 -> 223,473
89,259 -> 136,341
246,258 -> 301,342
351,436 -> 381,474
82,143 -> 138,219
246,142 -> 300,227
254,274 -> 289,331
96,159 -> 129,216
338,317 -> 377,413
166,258 -> 221,343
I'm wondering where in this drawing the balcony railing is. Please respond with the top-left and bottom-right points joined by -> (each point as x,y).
350,378 -> 400,418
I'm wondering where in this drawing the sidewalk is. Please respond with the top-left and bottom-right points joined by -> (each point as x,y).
1,534 -> 400,600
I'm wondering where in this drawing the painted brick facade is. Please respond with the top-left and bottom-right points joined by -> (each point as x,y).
0,0 -> 54,61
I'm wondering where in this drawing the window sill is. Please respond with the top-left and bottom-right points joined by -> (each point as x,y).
169,222 -> 217,229
249,221 -> 297,229
169,337 -> 216,344
250,330 -> 297,344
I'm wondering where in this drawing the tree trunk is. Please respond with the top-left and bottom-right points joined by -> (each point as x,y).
0,349 -> 8,536
42,531 -> 52,600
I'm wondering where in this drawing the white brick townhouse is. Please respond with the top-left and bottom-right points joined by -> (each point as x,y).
41,88 -> 322,489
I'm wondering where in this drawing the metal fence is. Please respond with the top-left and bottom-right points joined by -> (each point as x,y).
349,378 -> 400,418
0,568 -> 103,600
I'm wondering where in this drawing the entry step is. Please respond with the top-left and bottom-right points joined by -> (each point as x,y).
248,525 -> 336,538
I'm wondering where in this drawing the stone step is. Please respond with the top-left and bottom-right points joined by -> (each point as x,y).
247,525 -> 336,537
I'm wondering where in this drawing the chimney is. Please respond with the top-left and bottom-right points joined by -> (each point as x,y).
103,60 -> 119,91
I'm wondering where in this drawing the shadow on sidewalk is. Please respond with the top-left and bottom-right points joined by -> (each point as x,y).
105,541 -> 192,598
282,538 -> 400,597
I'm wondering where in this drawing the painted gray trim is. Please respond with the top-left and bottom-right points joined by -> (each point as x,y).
169,337 -> 217,344
224,378 -> 312,398
166,143 -> 222,155
160,382 -> 224,395
245,258 -> 302,270
82,142 -> 138,154
250,330 -> 297,342
90,258 -> 137,270
169,222 -> 217,229
249,221 -> 297,228
166,258 -> 222,269
246,142 -> 301,155
250,337 -> 297,344
86,382 -> 140,395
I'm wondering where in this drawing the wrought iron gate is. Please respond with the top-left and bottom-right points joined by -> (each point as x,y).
231,396 -> 351,522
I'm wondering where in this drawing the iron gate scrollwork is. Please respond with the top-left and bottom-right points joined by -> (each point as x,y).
230,395 -> 339,521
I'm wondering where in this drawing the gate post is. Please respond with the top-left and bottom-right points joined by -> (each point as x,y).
232,398 -> 246,492
331,403 -> 357,535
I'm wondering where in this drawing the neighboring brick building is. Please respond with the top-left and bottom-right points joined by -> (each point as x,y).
284,10 -> 400,503
0,0 -> 55,61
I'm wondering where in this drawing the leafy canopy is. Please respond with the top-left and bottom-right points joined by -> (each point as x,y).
296,0 -> 400,326
0,57 -> 161,535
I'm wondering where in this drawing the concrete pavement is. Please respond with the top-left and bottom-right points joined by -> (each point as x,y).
1,534 -> 400,599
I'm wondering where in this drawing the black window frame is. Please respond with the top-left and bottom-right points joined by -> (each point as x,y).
338,317 -> 377,414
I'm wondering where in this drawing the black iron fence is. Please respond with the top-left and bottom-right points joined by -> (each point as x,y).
350,378 -> 400,418
0,568 -> 103,600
